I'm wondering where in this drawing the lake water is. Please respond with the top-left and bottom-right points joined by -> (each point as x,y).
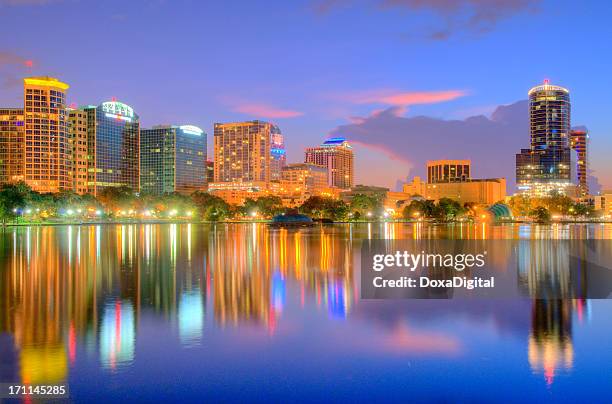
1,223 -> 612,402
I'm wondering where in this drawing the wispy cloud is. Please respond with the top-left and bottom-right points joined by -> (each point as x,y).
334,89 -> 467,116
313,0 -> 541,39
233,102 -> 304,119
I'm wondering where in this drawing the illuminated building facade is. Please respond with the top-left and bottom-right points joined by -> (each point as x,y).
403,176 -> 506,205
427,160 -> 471,183
516,81 -> 574,196
213,121 -> 284,186
570,129 -> 588,196
208,181 -> 275,205
0,108 -> 25,184
281,163 -> 328,196
305,137 -> 354,189
140,125 -> 207,195
68,109 -> 89,194
81,101 -> 140,195
592,190 -> 612,217
23,77 -> 71,192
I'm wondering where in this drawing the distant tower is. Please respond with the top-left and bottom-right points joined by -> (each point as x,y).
305,137 -> 354,189
516,81 -> 574,196
570,129 -> 588,196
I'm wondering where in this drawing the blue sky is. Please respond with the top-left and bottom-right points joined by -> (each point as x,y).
0,0 -> 610,188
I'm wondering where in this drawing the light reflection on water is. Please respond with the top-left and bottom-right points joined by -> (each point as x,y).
0,223 -> 611,401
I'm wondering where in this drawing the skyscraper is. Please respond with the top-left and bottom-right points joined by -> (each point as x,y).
0,108 -> 24,184
140,125 -> 207,195
305,137 -> 354,189
68,108 -> 89,194
213,120 -> 284,185
516,81 -> 574,196
80,101 -> 140,195
23,77 -> 71,192
570,129 -> 589,196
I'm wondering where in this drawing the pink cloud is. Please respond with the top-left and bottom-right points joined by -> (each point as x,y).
0,51 -> 31,67
233,103 -> 304,119
337,89 -> 467,107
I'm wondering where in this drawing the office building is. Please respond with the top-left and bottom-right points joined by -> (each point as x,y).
213,120 -> 284,185
516,81 -> 574,196
280,163 -> 328,196
427,160 -> 471,183
68,109 -> 89,194
305,137 -> 354,189
0,108 -> 25,184
404,160 -> 506,205
570,129 -> 589,196
80,101 -> 140,195
140,125 -> 207,195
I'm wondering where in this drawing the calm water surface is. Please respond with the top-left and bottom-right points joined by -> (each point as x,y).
1,223 -> 612,402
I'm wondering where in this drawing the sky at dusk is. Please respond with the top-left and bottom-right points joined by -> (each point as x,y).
0,0 -> 610,190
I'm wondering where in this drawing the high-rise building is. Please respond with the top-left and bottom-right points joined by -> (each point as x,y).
0,108 -> 25,184
23,77 -> 71,192
80,101 -> 140,195
427,160 -> 471,183
213,120 -> 284,185
68,109 -> 89,194
516,81 -> 574,196
140,125 -> 207,195
570,129 -> 588,196
305,137 -> 354,189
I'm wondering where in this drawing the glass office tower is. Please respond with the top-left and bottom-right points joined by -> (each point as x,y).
82,101 -> 140,195
516,81 -> 574,196
140,125 -> 207,195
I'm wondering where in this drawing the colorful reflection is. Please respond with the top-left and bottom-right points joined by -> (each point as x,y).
0,222 -> 605,393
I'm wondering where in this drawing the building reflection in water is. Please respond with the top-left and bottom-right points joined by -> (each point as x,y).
527,299 -> 587,385
0,222 -> 602,388
99,300 -> 135,370
209,224 -> 354,332
517,238 -> 593,385
0,223 -> 354,383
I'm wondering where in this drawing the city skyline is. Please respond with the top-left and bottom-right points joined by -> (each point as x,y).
0,0 -> 610,190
